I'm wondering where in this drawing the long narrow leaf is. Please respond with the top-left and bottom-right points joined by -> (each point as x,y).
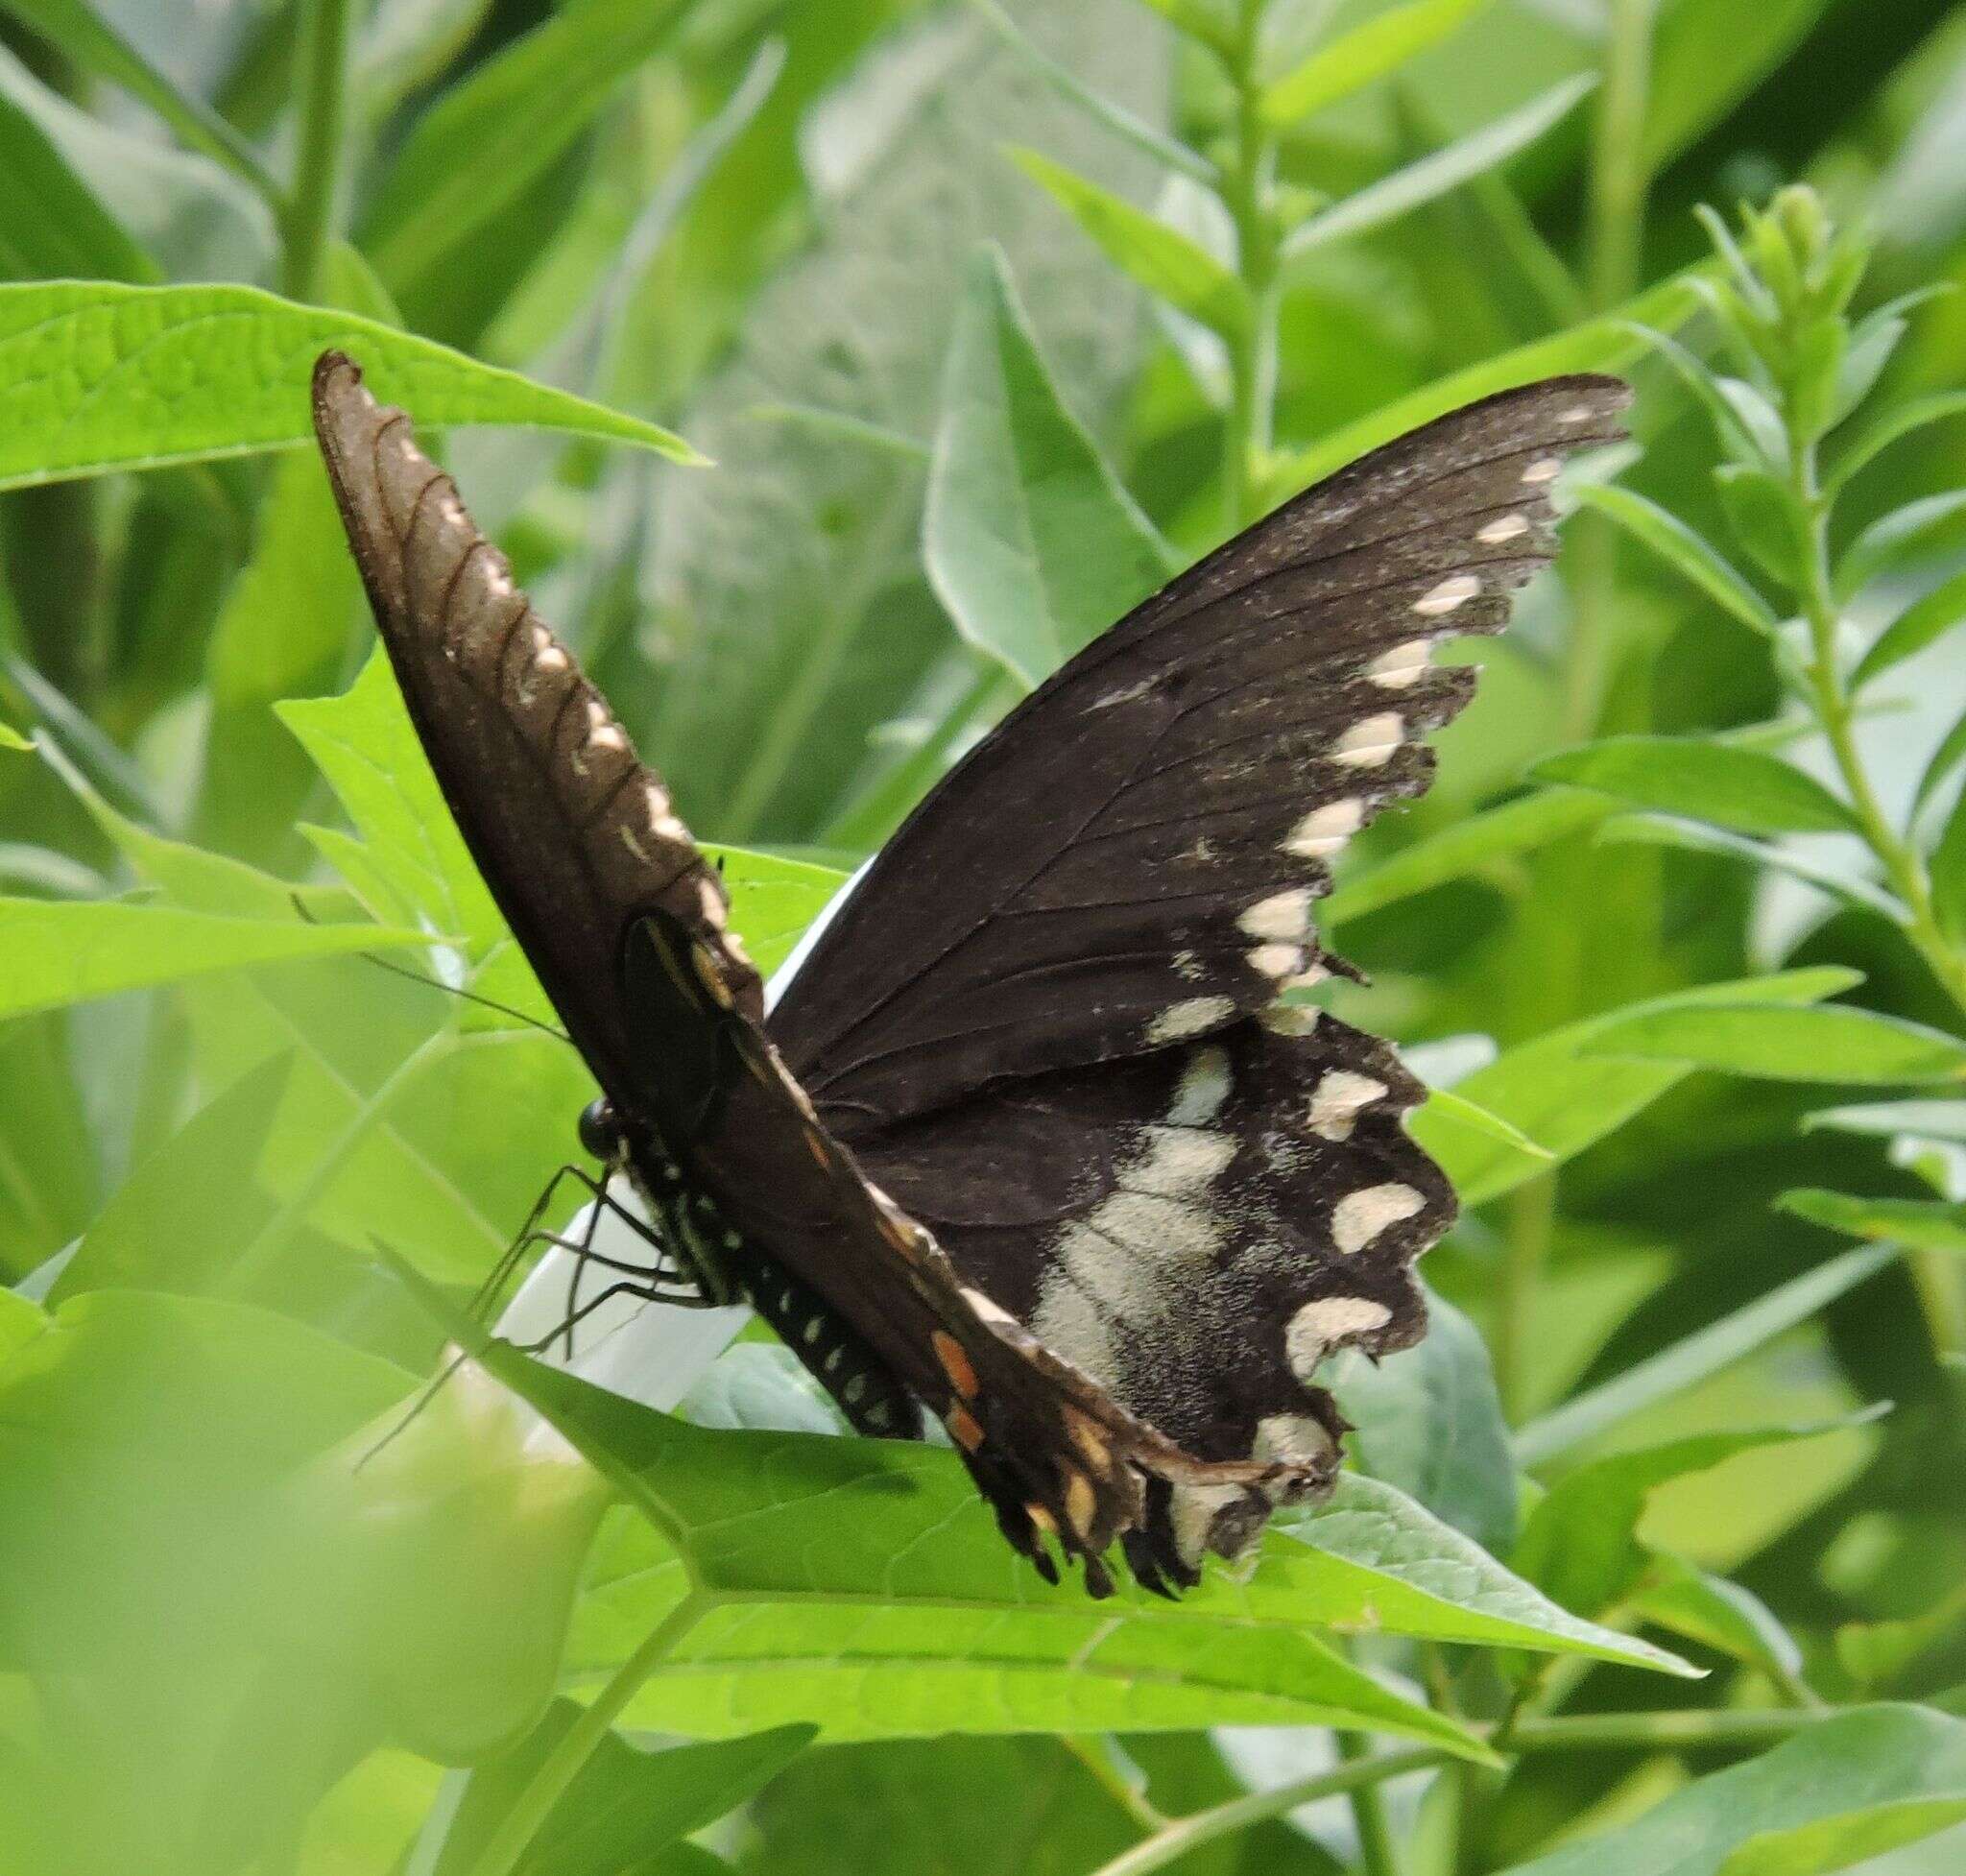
1572,484 -> 1779,633
1261,0 -> 1489,127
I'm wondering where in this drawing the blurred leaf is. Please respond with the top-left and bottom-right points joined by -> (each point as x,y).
1586,1000 -> 1966,1085
0,0 -> 276,203
356,0 -> 500,125
1572,484 -> 1779,634
1282,75 -> 1595,265
432,1707 -> 813,1876
1324,787 -> 1610,925
1830,303 -> 1909,430
1836,490 -> 1966,600
1494,1708 -> 1966,1876
1330,1291 -> 1519,1555
1917,706 -> 1966,812
1532,735 -> 1856,837
1854,568 -> 1966,690
1514,1244 -> 1897,1466
0,83 -> 156,282
0,898 -> 424,1022
1594,813 -> 1904,923
1778,1189 -> 1966,1255
0,282 -> 695,493
1714,463 -> 1808,585
1012,147 -> 1247,333
1830,390 -> 1966,493
1133,0 -> 1230,50
1418,1086 -> 1555,1169
49,1051 -> 295,1304
0,1287 -> 44,1359
924,246 -> 1171,688
970,0 -> 1212,182
1633,1556 -> 1807,1686
1260,0 -> 1489,127
1515,1415 -> 1882,1623
360,0 -> 695,291
1807,1099 -> 1966,1144
1935,787 -> 1966,944
1642,0 -> 1837,172
0,721 -> 30,751
1416,969 -> 1858,1207
701,846 -> 848,980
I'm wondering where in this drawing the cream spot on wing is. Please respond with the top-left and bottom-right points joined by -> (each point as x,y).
1247,943 -> 1304,979
696,876 -> 726,926
961,1285 -> 1016,1328
1239,886 -> 1315,942
1284,959 -> 1331,993
1285,1296 -> 1395,1382
1030,1274 -> 1120,1385
1364,640 -> 1431,688
1259,1002 -> 1321,1036
1414,573 -> 1480,616
1122,1124 -> 1237,1197
1331,711 -> 1403,768
1086,1191 -> 1222,1268
1284,799 -> 1363,859
1477,514 -> 1529,543
1522,455 -> 1564,484
534,644 -> 569,674
1169,1481 -> 1247,1569
1167,1046 -> 1231,1125
1146,997 -> 1235,1045
1331,1183 -> 1426,1255
1556,403 -> 1595,423
1307,1070 -> 1387,1142
1253,1413 -> 1339,1470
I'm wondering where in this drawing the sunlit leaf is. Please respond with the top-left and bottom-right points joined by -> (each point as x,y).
1260,0 -> 1489,127
1532,735 -> 1856,837
1836,489 -> 1966,600
1806,1099 -> 1966,1144
0,282 -> 695,493
923,246 -> 1172,688
1633,1556 -> 1807,1686
1854,567 -> 1966,690
1011,147 -> 1248,333
1830,388 -> 1966,492
1594,813 -> 1904,923
1778,1188 -> 1966,1255
1586,1000 -> 1966,1085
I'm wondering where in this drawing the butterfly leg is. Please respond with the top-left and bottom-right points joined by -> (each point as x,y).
513,1275 -> 722,1363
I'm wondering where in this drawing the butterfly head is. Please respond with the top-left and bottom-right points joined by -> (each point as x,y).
578,1096 -> 626,1166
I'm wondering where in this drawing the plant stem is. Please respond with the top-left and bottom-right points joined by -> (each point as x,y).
283,0 -> 355,300
462,1592 -> 710,1876
1339,1731 -> 1403,1876
1089,1746 -> 1445,1876
1585,0 -> 1656,315
1062,1735 -> 1166,1833
1497,1170 -> 1555,1422
1219,0 -> 1282,531
1503,1706 -> 1830,1752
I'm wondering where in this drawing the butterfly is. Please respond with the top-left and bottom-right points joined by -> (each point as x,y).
312,352 -> 1628,1597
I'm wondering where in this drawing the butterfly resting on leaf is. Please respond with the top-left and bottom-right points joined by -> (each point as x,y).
312,352 -> 1628,1598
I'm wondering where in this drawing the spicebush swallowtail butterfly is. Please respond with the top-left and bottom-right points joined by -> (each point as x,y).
313,352 -> 1627,1597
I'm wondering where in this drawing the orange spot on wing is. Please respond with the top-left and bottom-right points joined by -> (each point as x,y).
931,1330 -> 980,1401
945,1405 -> 985,1453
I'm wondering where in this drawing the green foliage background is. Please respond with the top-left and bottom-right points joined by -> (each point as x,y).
0,2 -> 1964,1873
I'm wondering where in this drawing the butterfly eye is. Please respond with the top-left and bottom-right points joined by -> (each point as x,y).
578,1096 -> 621,1162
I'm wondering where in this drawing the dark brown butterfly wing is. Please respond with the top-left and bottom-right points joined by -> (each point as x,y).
312,353 -> 1291,1596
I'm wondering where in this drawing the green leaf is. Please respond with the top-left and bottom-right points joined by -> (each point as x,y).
1330,1291 -> 1519,1556
0,720 -> 31,752
1260,0 -> 1489,127
1131,0 -> 1231,52
360,0 -> 694,290
1594,813 -> 1905,924
0,897 -> 425,1022
1778,1189 -> 1966,1255
0,0 -> 277,204
701,847 -> 848,981
1493,1707 -> 1966,1876
0,281 -> 695,493
433,1708 -> 813,1876
1416,970 -> 1858,1208
1323,787 -> 1611,925
923,247 -> 1173,689
1642,0 -> 1837,173
1281,76 -> 1595,265
1854,567 -> 1966,690
1632,1556 -> 1807,1685
1010,147 -> 1248,333
1514,1245 -> 1898,1466
0,1287 -> 44,1361
1586,1001 -> 1966,1085
1532,735 -> 1856,837
1417,1087 -> 1556,1175
1836,490 -> 1966,600
0,80 -> 157,282
1935,784 -> 1966,945
1515,1416 -> 1883,1623
1572,484 -> 1779,633
1830,389 -> 1966,492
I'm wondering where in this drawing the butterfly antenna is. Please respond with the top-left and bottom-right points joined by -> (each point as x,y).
288,891 -> 573,1045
